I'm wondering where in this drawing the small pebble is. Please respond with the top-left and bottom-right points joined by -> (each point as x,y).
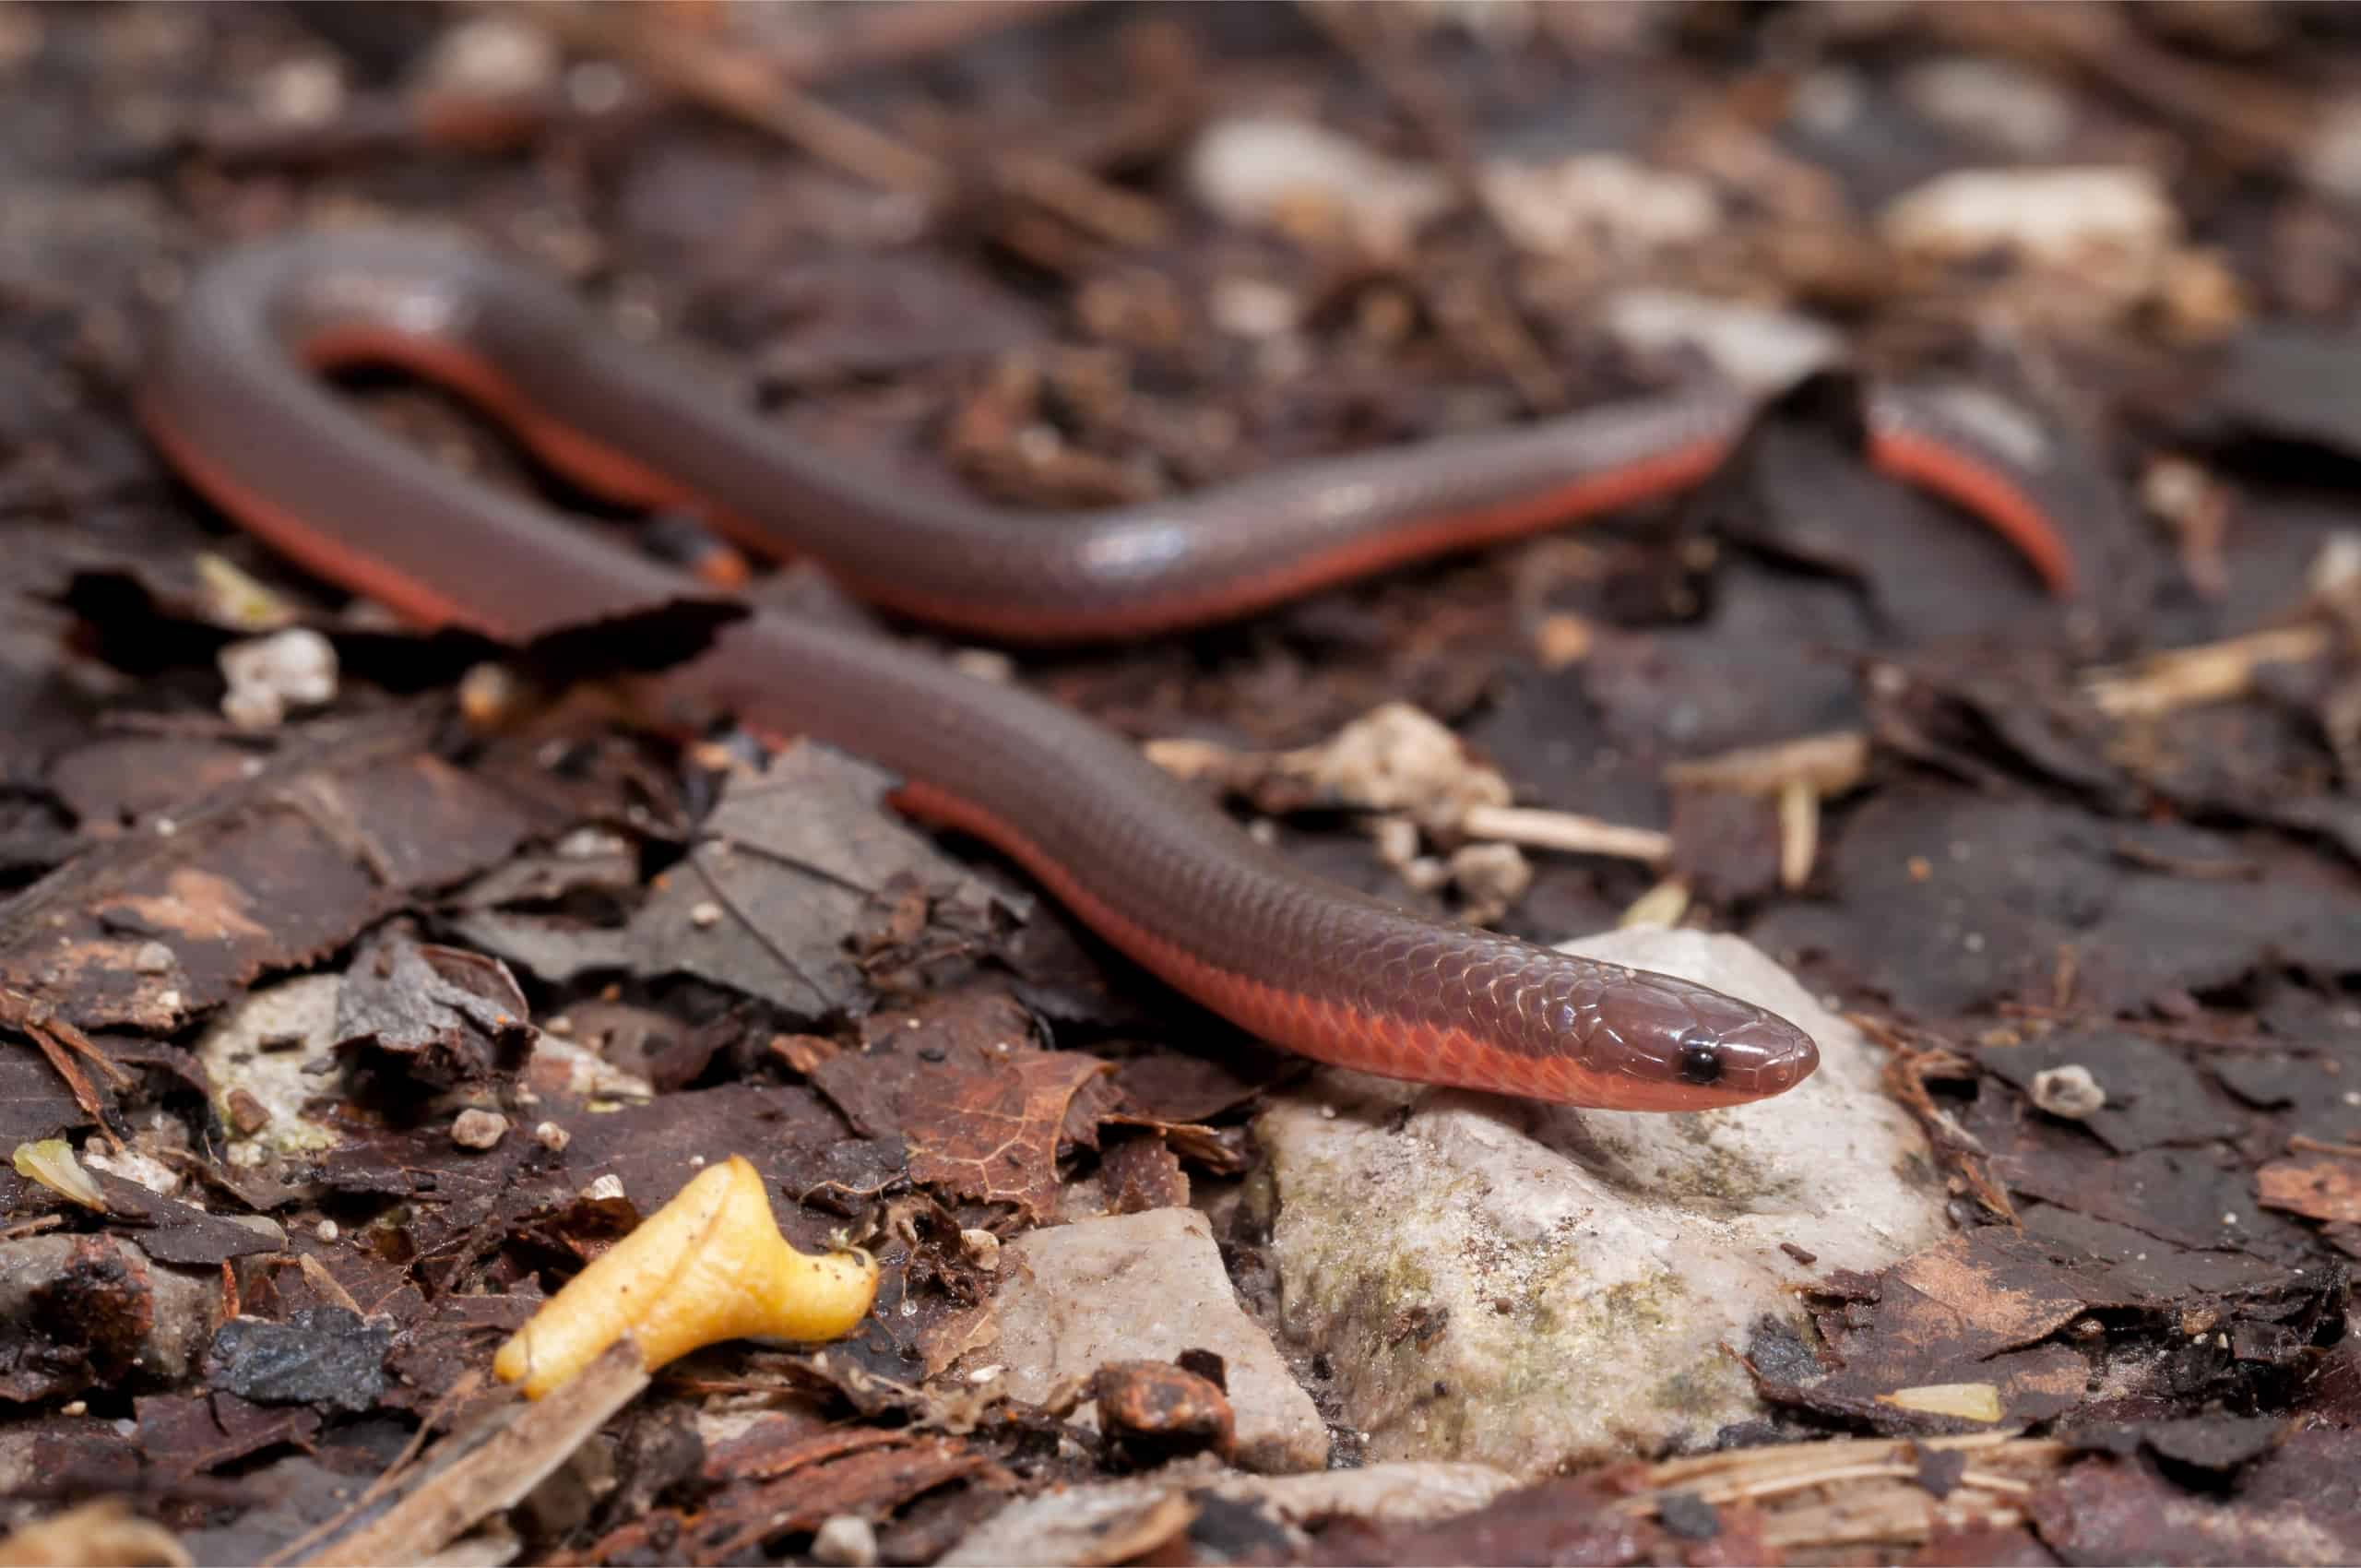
565,58 -> 629,115
451,1109 -> 509,1150
1091,1359 -> 1235,1466
1190,115 -> 1452,252
1209,276 -> 1301,339
1481,153 -> 1719,259
218,627 -> 338,730
960,1228 -> 1001,1271
534,1120 -> 571,1152
457,662 -> 530,728
226,1087 -> 272,1135
2030,1064 -> 2105,1120
131,941 -> 177,975
314,1219 -> 338,1242
810,1515 -> 878,1568
419,12 -> 558,100
256,54 -> 343,127
1882,165 -> 2176,272
949,648 -> 1015,684
1657,1490 -> 1723,1542
556,826 -> 629,859
220,685 -> 281,731
1602,288 -> 1840,391
690,900 -> 723,929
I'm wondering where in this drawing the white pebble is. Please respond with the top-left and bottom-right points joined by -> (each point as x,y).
451,1109 -> 509,1150
2030,1064 -> 2105,1120
219,627 -> 338,731
811,1515 -> 877,1568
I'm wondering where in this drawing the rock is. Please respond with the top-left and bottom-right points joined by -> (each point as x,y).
205,1306 -> 389,1414
417,12 -> 561,101
810,1514 -> 878,1567
193,976 -> 345,1159
2031,1063 -> 2106,1120
1880,166 -> 2176,276
1600,290 -> 1843,394
450,1109 -> 508,1149
218,628 -> 337,731
0,1235 -> 224,1402
1091,1359 -> 1234,1466
1253,928 -> 1949,1478
968,1208 -> 1327,1472
1187,116 -> 1454,253
1478,153 -> 1721,260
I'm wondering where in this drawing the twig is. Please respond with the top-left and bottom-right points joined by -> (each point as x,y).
763,0 -> 1087,86
533,4 -> 1165,248
1663,731 -> 1870,797
2081,624 -> 2331,719
1851,1012 -> 2016,1221
991,148 -> 1168,251
301,1343 -> 647,1567
1775,777 -> 1817,893
297,1253 -> 365,1318
2,987 -> 132,1153
265,1370 -> 488,1568
1661,731 -> 1871,894
536,5 -> 940,192
1622,1431 -> 2071,1550
1459,803 -> 1671,866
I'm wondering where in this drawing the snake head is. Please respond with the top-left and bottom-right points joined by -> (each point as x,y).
1577,967 -> 1820,1110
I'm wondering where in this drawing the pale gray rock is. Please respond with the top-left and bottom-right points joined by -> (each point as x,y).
1254,928 -> 1948,1478
964,1207 -> 1328,1473
0,1234 -> 223,1398
194,974 -> 344,1158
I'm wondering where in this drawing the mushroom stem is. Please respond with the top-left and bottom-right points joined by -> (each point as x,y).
493,1155 -> 877,1398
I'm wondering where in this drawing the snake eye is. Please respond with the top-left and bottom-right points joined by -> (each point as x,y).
1676,1028 -> 1725,1086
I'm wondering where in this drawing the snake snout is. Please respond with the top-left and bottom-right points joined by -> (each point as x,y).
1585,970 -> 1819,1104
1671,985 -> 1819,1099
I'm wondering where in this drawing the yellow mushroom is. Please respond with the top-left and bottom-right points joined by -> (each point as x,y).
493,1155 -> 877,1398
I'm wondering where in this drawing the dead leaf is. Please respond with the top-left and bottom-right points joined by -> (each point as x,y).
2256,1156 -> 2361,1223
